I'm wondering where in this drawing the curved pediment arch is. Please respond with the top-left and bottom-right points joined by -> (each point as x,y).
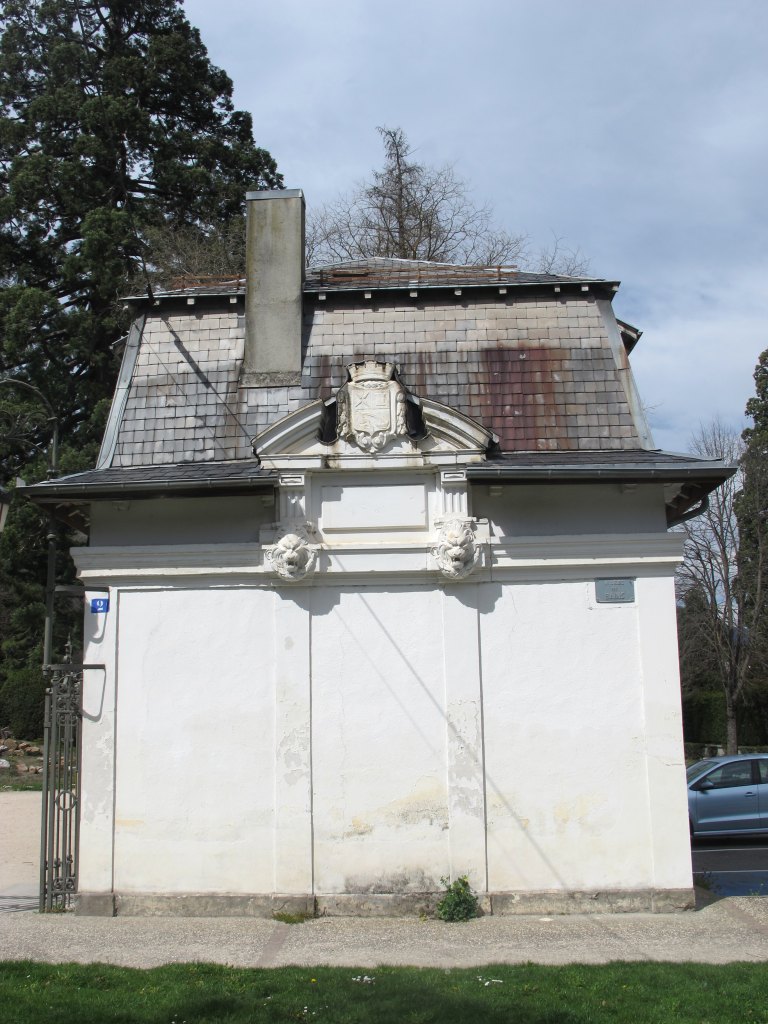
254,394 -> 496,469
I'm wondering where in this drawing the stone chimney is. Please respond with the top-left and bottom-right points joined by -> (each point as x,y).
242,189 -> 305,385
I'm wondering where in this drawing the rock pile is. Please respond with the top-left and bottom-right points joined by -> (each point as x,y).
0,738 -> 44,774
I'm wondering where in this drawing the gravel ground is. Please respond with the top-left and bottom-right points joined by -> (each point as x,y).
2,792 -> 767,967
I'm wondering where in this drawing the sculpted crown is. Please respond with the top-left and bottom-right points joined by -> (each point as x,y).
347,360 -> 395,384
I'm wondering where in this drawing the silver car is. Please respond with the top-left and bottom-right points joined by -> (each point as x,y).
687,754 -> 768,836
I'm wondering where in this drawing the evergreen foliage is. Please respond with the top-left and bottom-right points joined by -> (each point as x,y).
737,348 -> 768,738
740,349 -> 768,607
0,0 -> 281,733
678,588 -> 726,745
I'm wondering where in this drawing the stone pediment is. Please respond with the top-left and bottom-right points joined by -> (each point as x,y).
253,361 -> 496,470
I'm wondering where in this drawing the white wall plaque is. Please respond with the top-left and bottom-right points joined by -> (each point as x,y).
321,482 -> 427,532
595,578 -> 635,603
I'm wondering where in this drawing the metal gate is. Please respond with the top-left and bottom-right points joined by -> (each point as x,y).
39,659 -> 83,912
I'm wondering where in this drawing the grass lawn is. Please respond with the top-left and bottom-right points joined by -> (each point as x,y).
0,770 -> 43,792
1,961 -> 765,1023
0,745 -> 44,791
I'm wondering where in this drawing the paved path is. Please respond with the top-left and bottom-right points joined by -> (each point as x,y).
692,838 -> 768,897
2,792 -> 767,967
0,898 -> 766,967
0,791 -> 40,913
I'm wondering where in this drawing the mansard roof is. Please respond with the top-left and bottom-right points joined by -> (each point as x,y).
21,257 -> 733,527
106,259 -> 649,466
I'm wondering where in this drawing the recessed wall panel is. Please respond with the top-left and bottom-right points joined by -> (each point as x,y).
311,586 -> 448,893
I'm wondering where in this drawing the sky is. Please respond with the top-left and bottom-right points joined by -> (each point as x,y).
184,0 -> 768,454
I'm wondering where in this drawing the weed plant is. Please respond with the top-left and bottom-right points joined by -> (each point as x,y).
436,875 -> 478,922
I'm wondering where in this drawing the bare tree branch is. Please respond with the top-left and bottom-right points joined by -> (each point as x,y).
143,218 -> 247,287
677,419 -> 768,752
306,127 -> 587,274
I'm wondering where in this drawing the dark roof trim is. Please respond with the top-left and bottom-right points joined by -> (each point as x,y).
123,287 -> 245,304
303,273 -> 619,297
467,461 -> 733,484
22,452 -> 732,498
20,469 -> 278,504
616,319 -> 642,354
122,274 -> 622,306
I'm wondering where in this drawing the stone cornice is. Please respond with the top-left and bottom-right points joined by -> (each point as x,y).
72,532 -> 683,585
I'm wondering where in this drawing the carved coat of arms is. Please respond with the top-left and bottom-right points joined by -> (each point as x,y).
336,361 -> 407,453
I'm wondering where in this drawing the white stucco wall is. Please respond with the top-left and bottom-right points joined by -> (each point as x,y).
482,575 -> 690,893
75,478 -> 692,907
474,483 -> 669,536
113,587 -> 275,893
80,586 -> 276,895
88,484 -> 667,549
312,586 -> 449,894
89,496 -> 274,547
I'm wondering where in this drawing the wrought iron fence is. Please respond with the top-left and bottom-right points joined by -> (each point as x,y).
39,661 -> 83,912
39,659 -> 106,911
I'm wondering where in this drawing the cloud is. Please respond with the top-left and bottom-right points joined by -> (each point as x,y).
182,0 -> 768,453
628,263 -> 765,452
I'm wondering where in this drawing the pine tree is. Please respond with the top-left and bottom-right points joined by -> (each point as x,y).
737,349 -> 768,740
0,0 -> 280,447
0,0 -> 282,734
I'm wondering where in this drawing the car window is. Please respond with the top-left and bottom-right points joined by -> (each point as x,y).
702,761 -> 754,789
758,760 -> 768,784
687,760 -> 717,782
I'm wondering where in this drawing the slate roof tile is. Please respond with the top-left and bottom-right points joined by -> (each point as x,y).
105,262 -> 657,467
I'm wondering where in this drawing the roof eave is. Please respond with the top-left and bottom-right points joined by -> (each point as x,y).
20,474 -> 279,504
122,278 -> 622,305
466,464 -> 734,484
304,279 -> 621,298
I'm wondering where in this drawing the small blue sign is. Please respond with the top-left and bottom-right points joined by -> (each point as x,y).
90,597 -> 110,614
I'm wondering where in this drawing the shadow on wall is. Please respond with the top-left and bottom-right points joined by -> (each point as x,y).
308,580 -> 574,893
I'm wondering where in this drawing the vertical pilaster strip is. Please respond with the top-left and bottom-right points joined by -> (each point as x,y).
278,473 -> 308,522
273,588 -> 314,895
439,470 -> 469,518
635,574 -> 694,893
77,586 -> 118,899
442,584 -> 488,892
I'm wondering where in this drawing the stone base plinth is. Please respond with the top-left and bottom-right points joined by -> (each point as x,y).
74,887 -> 695,918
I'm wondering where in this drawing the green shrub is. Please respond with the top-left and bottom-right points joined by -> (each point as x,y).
436,875 -> 478,922
0,663 -> 46,739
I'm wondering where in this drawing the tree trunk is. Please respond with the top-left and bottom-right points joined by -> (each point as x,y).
725,692 -> 739,754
